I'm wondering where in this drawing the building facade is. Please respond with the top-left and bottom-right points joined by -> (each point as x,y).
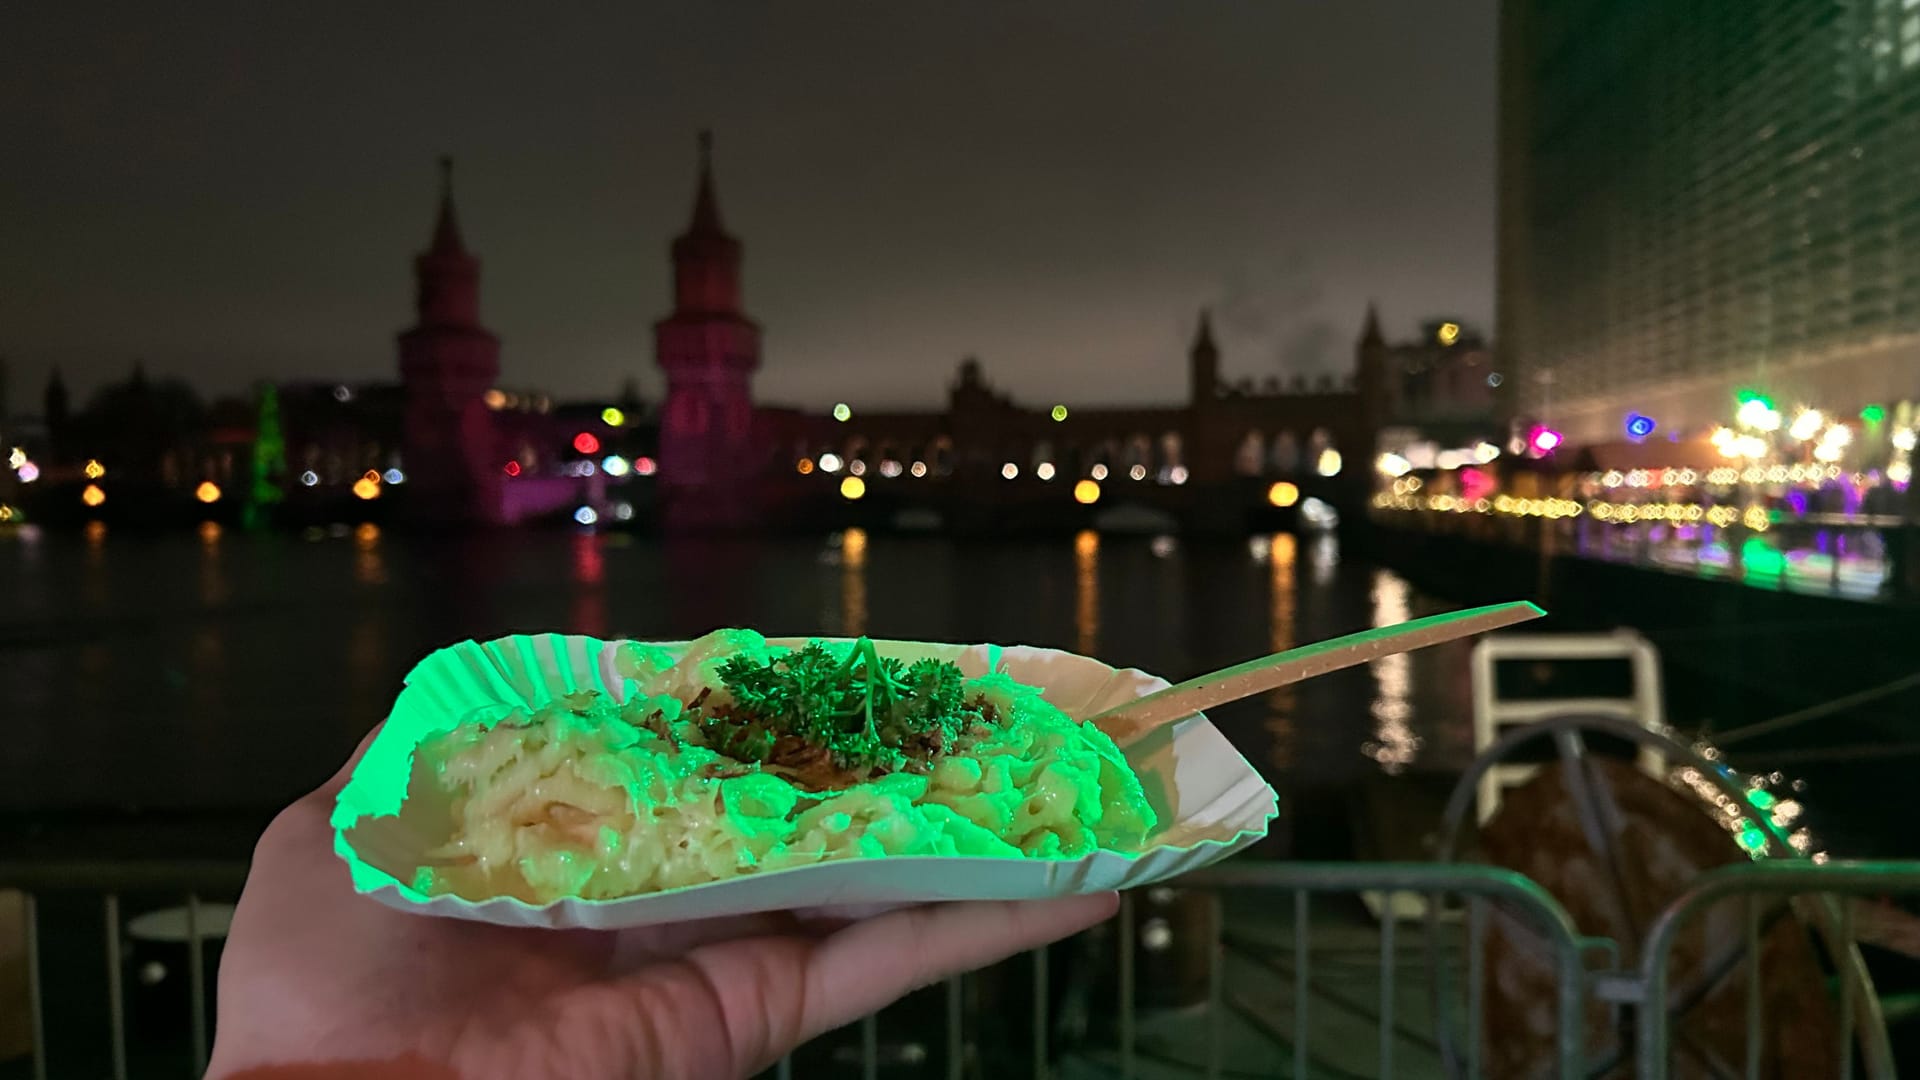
1498,0 -> 1920,449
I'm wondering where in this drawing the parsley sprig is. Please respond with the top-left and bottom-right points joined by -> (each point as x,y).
710,639 -> 981,773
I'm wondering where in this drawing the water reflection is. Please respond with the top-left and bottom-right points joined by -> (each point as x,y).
568,531 -> 608,636
1309,533 -> 1338,586
1364,569 -> 1420,773
841,527 -> 868,636
353,522 -> 388,587
199,521 -> 230,607
1074,530 -> 1099,656
1265,533 -> 1297,771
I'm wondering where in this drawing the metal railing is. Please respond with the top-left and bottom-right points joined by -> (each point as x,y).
7,855 -> 1918,1078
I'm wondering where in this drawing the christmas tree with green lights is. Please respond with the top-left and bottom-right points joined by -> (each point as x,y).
243,382 -> 286,529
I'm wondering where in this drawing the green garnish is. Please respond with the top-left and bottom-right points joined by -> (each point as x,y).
710,639 -> 984,775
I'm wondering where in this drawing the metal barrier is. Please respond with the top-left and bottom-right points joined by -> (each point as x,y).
8,854 -> 1918,1078
1635,860 -> 1920,1080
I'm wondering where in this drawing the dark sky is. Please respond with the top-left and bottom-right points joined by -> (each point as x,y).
1,3 -> 1495,413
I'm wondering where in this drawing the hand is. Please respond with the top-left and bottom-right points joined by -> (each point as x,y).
206,728 -> 1119,1080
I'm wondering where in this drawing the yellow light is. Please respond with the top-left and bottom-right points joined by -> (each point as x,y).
1315,449 -> 1343,477
1267,481 -> 1300,508
1376,453 -> 1412,477
796,457 -> 815,475
1737,399 -> 1781,432
6,447 -> 23,470
1788,409 -> 1824,441
483,389 -> 507,410
1073,479 -> 1101,505
832,403 -> 853,422
352,477 -> 381,500
0,505 -> 12,523
81,483 -> 105,507
1051,405 -> 1069,422
602,407 -> 626,427
1437,322 -> 1461,346
84,459 -> 105,479
195,481 -> 222,504
840,475 -> 866,500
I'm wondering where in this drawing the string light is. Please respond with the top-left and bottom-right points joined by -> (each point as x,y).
840,475 -> 866,500
195,481 -> 221,504
6,447 -> 23,470
503,461 -> 522,477
909,461 -> 928,478
1315,449 -> 1343,477
1090,463 -> 1109,480
81,484 -> 105,507
84,459 -> 105,480
1128,464 -> 1148,481
352,476 -> 380,500
1035,462 -> 1056,481
601,407 -> 626,427
602,455 -> 631,477
573,432 -> 601,455
1267,481 -> 1300,508
15,462 -> 38,483
1050,405 -> 1069,422
574,506 -> 598,525
1073,479 -> 1101,504
1788,409 -> 1825,441
818,453 -> 843,473
832,403 -> 852,422
1001,463 -> 1019,479
634,457 -> 657,476
796,457 -> 815,475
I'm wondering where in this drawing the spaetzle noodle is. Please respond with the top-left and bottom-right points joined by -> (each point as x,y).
411,630 -> 1157,903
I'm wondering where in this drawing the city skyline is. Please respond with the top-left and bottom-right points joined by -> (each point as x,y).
1,2 -> 1496,412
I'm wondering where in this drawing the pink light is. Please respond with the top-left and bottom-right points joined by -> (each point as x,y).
1530,428 -> 1563,453
634,456 -> 657,476
503,461 -> 522,477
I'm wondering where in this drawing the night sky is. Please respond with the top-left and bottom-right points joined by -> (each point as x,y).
2,3 -> 1495,413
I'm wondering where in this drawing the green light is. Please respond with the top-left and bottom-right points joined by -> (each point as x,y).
832,403 -> 852,422
1050,405 -> 1069,422
1747,788 -> 1777,810
1736,389 -> 1773,409
1741,537 -> 1786,576
1737,822 -> 1767,852
1862,404 -> 1887,425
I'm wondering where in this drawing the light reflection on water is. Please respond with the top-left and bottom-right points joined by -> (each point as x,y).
1074,530 -> 1099,656
1364,569 -> 1421,773
841,527 -> 868,637
1263,533 -> 1298,772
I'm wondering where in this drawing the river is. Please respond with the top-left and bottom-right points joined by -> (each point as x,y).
0,523 -> 1479,859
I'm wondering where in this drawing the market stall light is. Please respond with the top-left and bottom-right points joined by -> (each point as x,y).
81,484 -> 105,507
1736,398 -> 1781,432
1788,409 -> 1825,441
6,447 -> 23,470
840,475 -> 866,500
574,506 -> 598,525
796,457 -> 815,475
1089,463 -> 1109,480
602,454 -> 630,477
1267,481 -> 1300,508
195,481 -> 221,504
832,403 -> 852,422
1316,449 -> 1343,477
84,459 -> 105,479
1001,462 -> 1019,479
879,459 -> 903,478
1625,413 -> 1657,439
1862,404 -> 1887,425
1168,465 -> 1189,485
601,407 -> 626,427
573,432 -> 601,455
1529,428 -> 1563,454
15,462 -> 38,483
818,453 -> 843,473
1377,453 -> 1413,478
1129,464 -> 1148,481
848,459 -> 867,477
1051,405 -> 1069,422
634,457 -> 657,476
1472,442 -> 1500,464
1894,428 -> 1918,452
503,461 -> 521,477
1821,424 -> 1852,448
1035,462 -> 1056,481
383,468 -> 405,484
300,470 -> 320,486
1073,479 -> 1101,505
909,460 -> 927,478
352,476 -> 380,500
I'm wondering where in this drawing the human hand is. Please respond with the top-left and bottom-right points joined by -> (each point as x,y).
206,728 -> 1119,1080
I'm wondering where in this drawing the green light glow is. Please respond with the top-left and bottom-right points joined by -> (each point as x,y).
1862,404 -> 1887,425
1747,788 -> 1777,810
243,383 -> 286,530
1741,538 -> 1786,577
1736,821 -> 1767,852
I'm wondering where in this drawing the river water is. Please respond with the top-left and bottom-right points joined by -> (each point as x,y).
0,523 -> 1478,858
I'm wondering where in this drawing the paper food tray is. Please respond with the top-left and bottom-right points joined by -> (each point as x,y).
333,633 -> 1279,929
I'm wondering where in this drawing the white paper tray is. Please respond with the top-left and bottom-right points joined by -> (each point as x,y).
333,633 -> 1278,929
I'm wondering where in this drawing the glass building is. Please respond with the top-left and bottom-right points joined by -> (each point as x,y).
1498,0 -> 1920,447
